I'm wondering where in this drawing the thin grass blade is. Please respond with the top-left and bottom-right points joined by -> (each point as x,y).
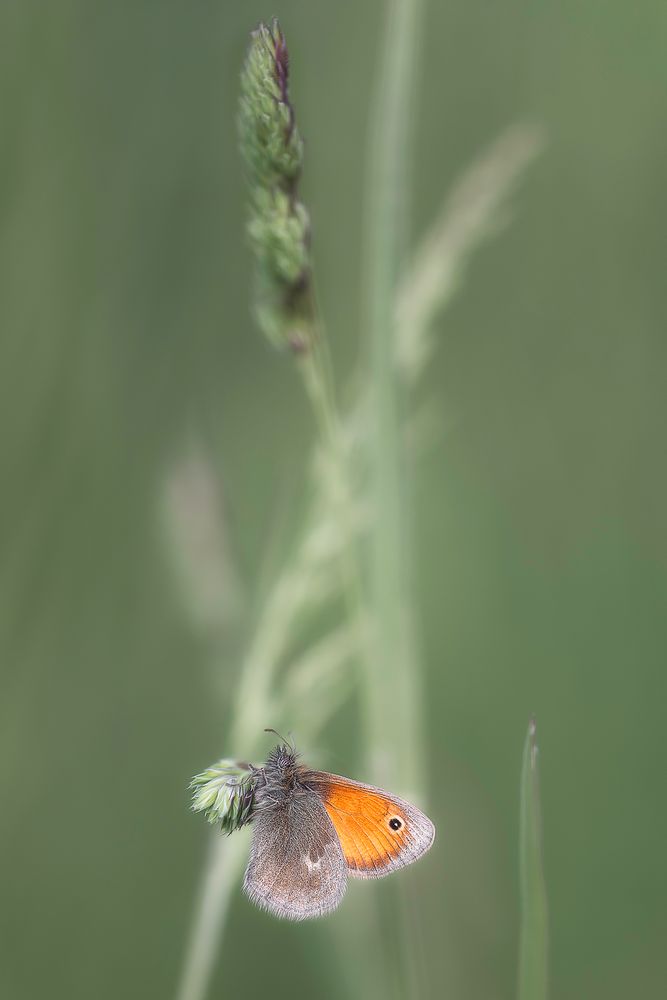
518,718 -> 549,1000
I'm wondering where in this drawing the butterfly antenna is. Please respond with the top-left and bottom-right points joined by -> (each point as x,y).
264,727 -> 294,750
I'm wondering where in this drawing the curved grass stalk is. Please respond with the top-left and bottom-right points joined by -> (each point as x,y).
172,115 -> 545,995
172,8 -> 545,996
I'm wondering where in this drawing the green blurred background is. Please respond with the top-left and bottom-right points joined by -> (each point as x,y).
2,2 -> 666,998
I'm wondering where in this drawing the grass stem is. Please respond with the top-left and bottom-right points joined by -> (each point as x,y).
175,835 -> 247,1000
363,0 -> 425,796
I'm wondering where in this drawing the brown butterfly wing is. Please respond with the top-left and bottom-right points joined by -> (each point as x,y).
304,771 -> 436,879
243,788 -> 347,919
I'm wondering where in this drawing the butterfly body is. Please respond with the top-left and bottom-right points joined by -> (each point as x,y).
243,744 -> 435,920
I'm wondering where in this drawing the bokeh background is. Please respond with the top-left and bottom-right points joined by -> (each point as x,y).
2,2 -> 666,998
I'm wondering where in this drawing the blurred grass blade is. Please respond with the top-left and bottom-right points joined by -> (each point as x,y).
395,123 -> 546,386
518,718 -> 549,1000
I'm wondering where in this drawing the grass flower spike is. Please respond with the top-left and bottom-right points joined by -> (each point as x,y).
190,759 -> 257,834
239,19 -> 313,352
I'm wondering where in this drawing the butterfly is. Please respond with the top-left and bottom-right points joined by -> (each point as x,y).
243,741 -> 435,920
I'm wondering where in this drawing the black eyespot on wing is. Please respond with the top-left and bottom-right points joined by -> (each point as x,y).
389,817 -> 402,831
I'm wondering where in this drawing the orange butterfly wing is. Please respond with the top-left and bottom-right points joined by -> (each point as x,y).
305,771 -> 435,878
